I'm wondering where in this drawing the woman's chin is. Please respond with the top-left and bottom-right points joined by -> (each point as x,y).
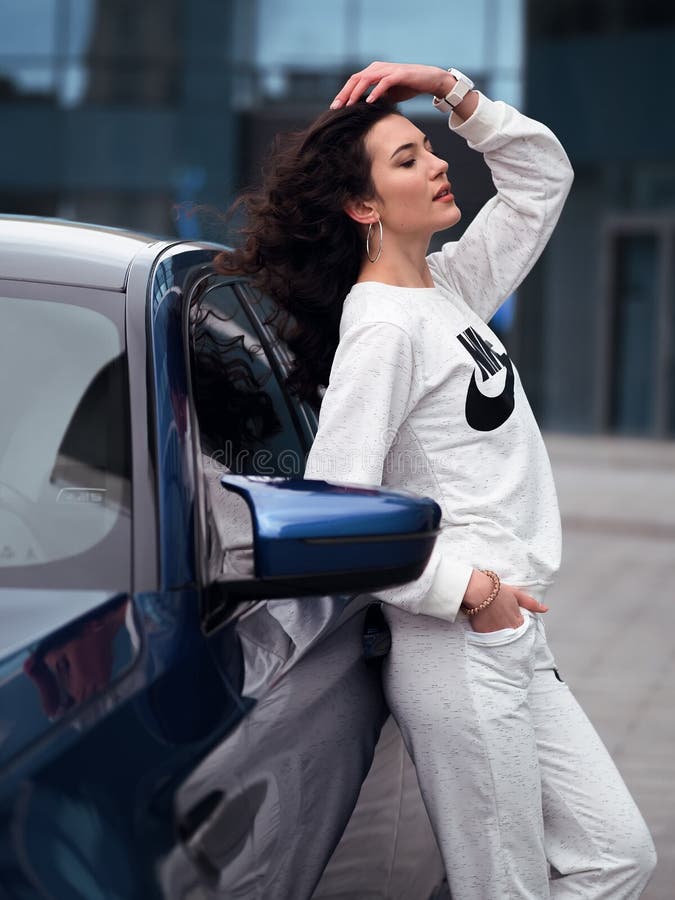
433,208 -> 462,235
448,203 -> 462,225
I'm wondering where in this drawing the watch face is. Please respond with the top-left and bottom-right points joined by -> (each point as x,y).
448,86 -> 468,106
433,69 -> 474,112
441,69 -> 472,107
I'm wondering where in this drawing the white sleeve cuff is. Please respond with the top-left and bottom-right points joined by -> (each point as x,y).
418,554 -> 474,622
449,92 -> 506,146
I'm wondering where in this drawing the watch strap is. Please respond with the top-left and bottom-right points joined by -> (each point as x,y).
433,67 -> 475,113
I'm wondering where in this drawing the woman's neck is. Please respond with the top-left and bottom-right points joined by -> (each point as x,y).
356,246 -> 435,288
356,265 -> 435,288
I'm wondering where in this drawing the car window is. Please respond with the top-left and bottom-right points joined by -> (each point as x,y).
190,281 -> 306,478
188,279 -> 313,596
242,287 -> 320,441
0,293 -> 131,588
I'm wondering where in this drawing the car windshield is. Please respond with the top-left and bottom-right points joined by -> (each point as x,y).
0,293 -> 131,588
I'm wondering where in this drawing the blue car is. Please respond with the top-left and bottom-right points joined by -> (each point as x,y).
0,217 -> 447,899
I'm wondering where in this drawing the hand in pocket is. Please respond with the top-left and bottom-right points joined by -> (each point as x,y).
463,570 -> 548,634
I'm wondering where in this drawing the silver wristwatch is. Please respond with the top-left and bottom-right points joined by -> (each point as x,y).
432,68 -> 475,113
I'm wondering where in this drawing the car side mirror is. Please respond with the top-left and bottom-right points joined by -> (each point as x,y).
216,475 -> 441,599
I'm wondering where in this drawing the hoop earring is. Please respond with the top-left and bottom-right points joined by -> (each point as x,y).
366,219 -> 383,264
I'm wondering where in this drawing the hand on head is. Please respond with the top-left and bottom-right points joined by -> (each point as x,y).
330,62 -> 455,108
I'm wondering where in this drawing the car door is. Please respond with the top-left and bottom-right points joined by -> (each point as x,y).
160,273 -> 391,899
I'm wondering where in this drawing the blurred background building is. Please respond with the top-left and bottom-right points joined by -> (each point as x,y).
0,0 -> 517,238
518,0 -> 675,437
0,0 -> 241,234
1,0 -> 674,439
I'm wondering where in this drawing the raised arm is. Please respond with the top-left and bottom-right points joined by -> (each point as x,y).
427,93 -> 574,322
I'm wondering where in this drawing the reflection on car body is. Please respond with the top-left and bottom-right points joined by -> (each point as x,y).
0,216 -> 446,899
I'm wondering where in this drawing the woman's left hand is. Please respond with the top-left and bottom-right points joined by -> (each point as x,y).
330,61 -> 454,108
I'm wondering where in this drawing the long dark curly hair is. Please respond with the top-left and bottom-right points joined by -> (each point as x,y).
216,98 -> 400,410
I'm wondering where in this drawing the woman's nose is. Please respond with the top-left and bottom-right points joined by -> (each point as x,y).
431,156 -> 449,178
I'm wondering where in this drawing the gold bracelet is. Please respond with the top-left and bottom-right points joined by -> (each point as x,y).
461,569 -> 500,617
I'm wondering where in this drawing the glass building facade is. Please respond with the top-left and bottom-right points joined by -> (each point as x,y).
0,0 -> 241,235
0,0 -> 522,240
518,0 -> 675,437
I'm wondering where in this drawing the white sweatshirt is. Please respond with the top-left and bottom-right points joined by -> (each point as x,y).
303,92 -> 574,622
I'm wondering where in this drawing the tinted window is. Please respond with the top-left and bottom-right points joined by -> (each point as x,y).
189,280 -> 312,591
190,281 -> 306,477
0,292 -> 131,587
242,286 -> 320,442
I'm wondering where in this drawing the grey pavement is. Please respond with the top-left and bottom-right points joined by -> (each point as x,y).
544,433 -> 675,900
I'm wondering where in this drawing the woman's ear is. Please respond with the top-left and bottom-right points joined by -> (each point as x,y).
344,199 -> 380,226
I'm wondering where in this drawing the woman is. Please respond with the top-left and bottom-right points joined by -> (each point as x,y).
222,62 -> 656,898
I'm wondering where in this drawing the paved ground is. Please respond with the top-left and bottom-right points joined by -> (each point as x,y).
543,433 -> 675,900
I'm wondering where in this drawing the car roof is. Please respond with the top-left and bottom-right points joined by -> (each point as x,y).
0,215 -> 170,291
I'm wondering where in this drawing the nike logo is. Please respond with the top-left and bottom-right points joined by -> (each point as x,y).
457,326 -> 516,432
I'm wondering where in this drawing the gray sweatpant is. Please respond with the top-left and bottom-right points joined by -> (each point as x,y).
382,608 -> 657,899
